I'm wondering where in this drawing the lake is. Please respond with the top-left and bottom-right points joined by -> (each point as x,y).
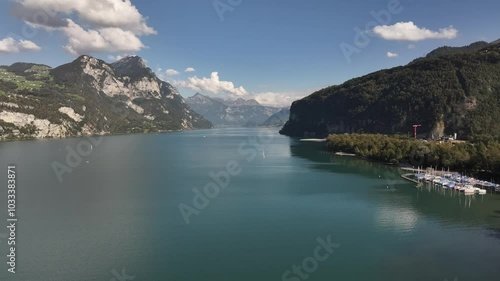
0,128 -> 499,281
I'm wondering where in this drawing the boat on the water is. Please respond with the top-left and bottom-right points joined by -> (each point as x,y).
411,171 -> 498,194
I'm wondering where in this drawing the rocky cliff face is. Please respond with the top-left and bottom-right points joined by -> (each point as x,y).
280,41 -> 500,139
0,56 -> 212,140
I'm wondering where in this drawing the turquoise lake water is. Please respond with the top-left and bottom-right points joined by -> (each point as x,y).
0,128 -> 499,281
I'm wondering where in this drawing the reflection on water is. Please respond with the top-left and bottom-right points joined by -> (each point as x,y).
0,129 -> 500,281
375,205 -> 419,234
290,140 -> 500,238
417,182 -> 490,208
289,139 -> 500,280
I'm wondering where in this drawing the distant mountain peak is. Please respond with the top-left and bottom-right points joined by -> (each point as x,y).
114,56 -> 147,68
187,94 -> 280,127
193,92 -> 206,98
191,93 -> 214,101
110,55 -> 153,78
57,55 -> 114,76
76,55 -> 106,66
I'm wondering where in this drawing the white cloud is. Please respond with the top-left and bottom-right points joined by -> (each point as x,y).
253,92 -> 305,107
61,20 -> 145,55
174,72 -> 248,96
12,0 -> 156,55
386,52 -> 399,58
18,40 -> 42,51
373,21 -> 458,42
14,0 -> 156,34
408,44 -> 416,49
166,69 -> 180,76
184,67 -> 196,73
0,37 -> 41,53
169,70 -> 319,107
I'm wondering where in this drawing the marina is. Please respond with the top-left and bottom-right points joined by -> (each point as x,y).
403,167 -> 499,194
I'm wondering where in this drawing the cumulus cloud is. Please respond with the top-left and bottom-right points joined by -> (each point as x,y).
253,92 -> 306,107
13,0 -> 156,33
60,19 -> 146,55
169,71 -> 316,107
386,52 -> 399,58
166,69 -> 180,76
0,37 -> 41,53
11,1 -> 70,28
174,72 -> 248,97
11,0 -> 156,55
373,21 -> 458,42
184,67 -> 196,73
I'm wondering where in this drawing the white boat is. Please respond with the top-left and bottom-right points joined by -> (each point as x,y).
478,189 -> 487,195
464,185 -> 475,194
464,189 -> 475,194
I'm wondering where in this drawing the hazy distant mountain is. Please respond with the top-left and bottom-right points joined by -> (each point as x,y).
213,97 -> 261,107
187,93 -> 281,127
260,107 -> 290,127
280,40 -> 500,139
0,55 -> 212,140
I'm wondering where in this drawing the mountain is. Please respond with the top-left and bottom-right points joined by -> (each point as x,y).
260,107 -> 290,127
280,41 -> 500,139
0,55 -> 212,140
215,97 -> 261,107
425,41 -> 490,58
186,93 -> 281,127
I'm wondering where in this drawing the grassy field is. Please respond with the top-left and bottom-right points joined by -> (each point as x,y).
0,67 -> 48,90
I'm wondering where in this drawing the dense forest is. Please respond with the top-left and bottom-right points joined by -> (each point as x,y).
327,134 -> 500,175
281,41 -> 500,139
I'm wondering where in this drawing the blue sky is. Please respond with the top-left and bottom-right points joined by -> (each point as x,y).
1,0 -> 499,106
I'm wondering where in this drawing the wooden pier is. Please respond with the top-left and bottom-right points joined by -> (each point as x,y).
401,167 -> 457,177
401,173 -> 420,184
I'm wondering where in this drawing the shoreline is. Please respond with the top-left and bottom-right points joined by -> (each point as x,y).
0,127 -> 214,143
324,148 -> 500,184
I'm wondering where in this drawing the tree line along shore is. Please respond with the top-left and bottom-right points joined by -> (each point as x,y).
326,133 -> 500,179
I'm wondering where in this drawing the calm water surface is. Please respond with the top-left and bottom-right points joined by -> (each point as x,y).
0,128 -> 499,281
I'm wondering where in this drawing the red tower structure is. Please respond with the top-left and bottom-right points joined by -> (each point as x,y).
413,124 -> 422,139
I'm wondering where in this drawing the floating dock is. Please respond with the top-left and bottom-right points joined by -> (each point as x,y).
300,138 -> 327,142
401,173 -> 420,184
335,152 -> 357,157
